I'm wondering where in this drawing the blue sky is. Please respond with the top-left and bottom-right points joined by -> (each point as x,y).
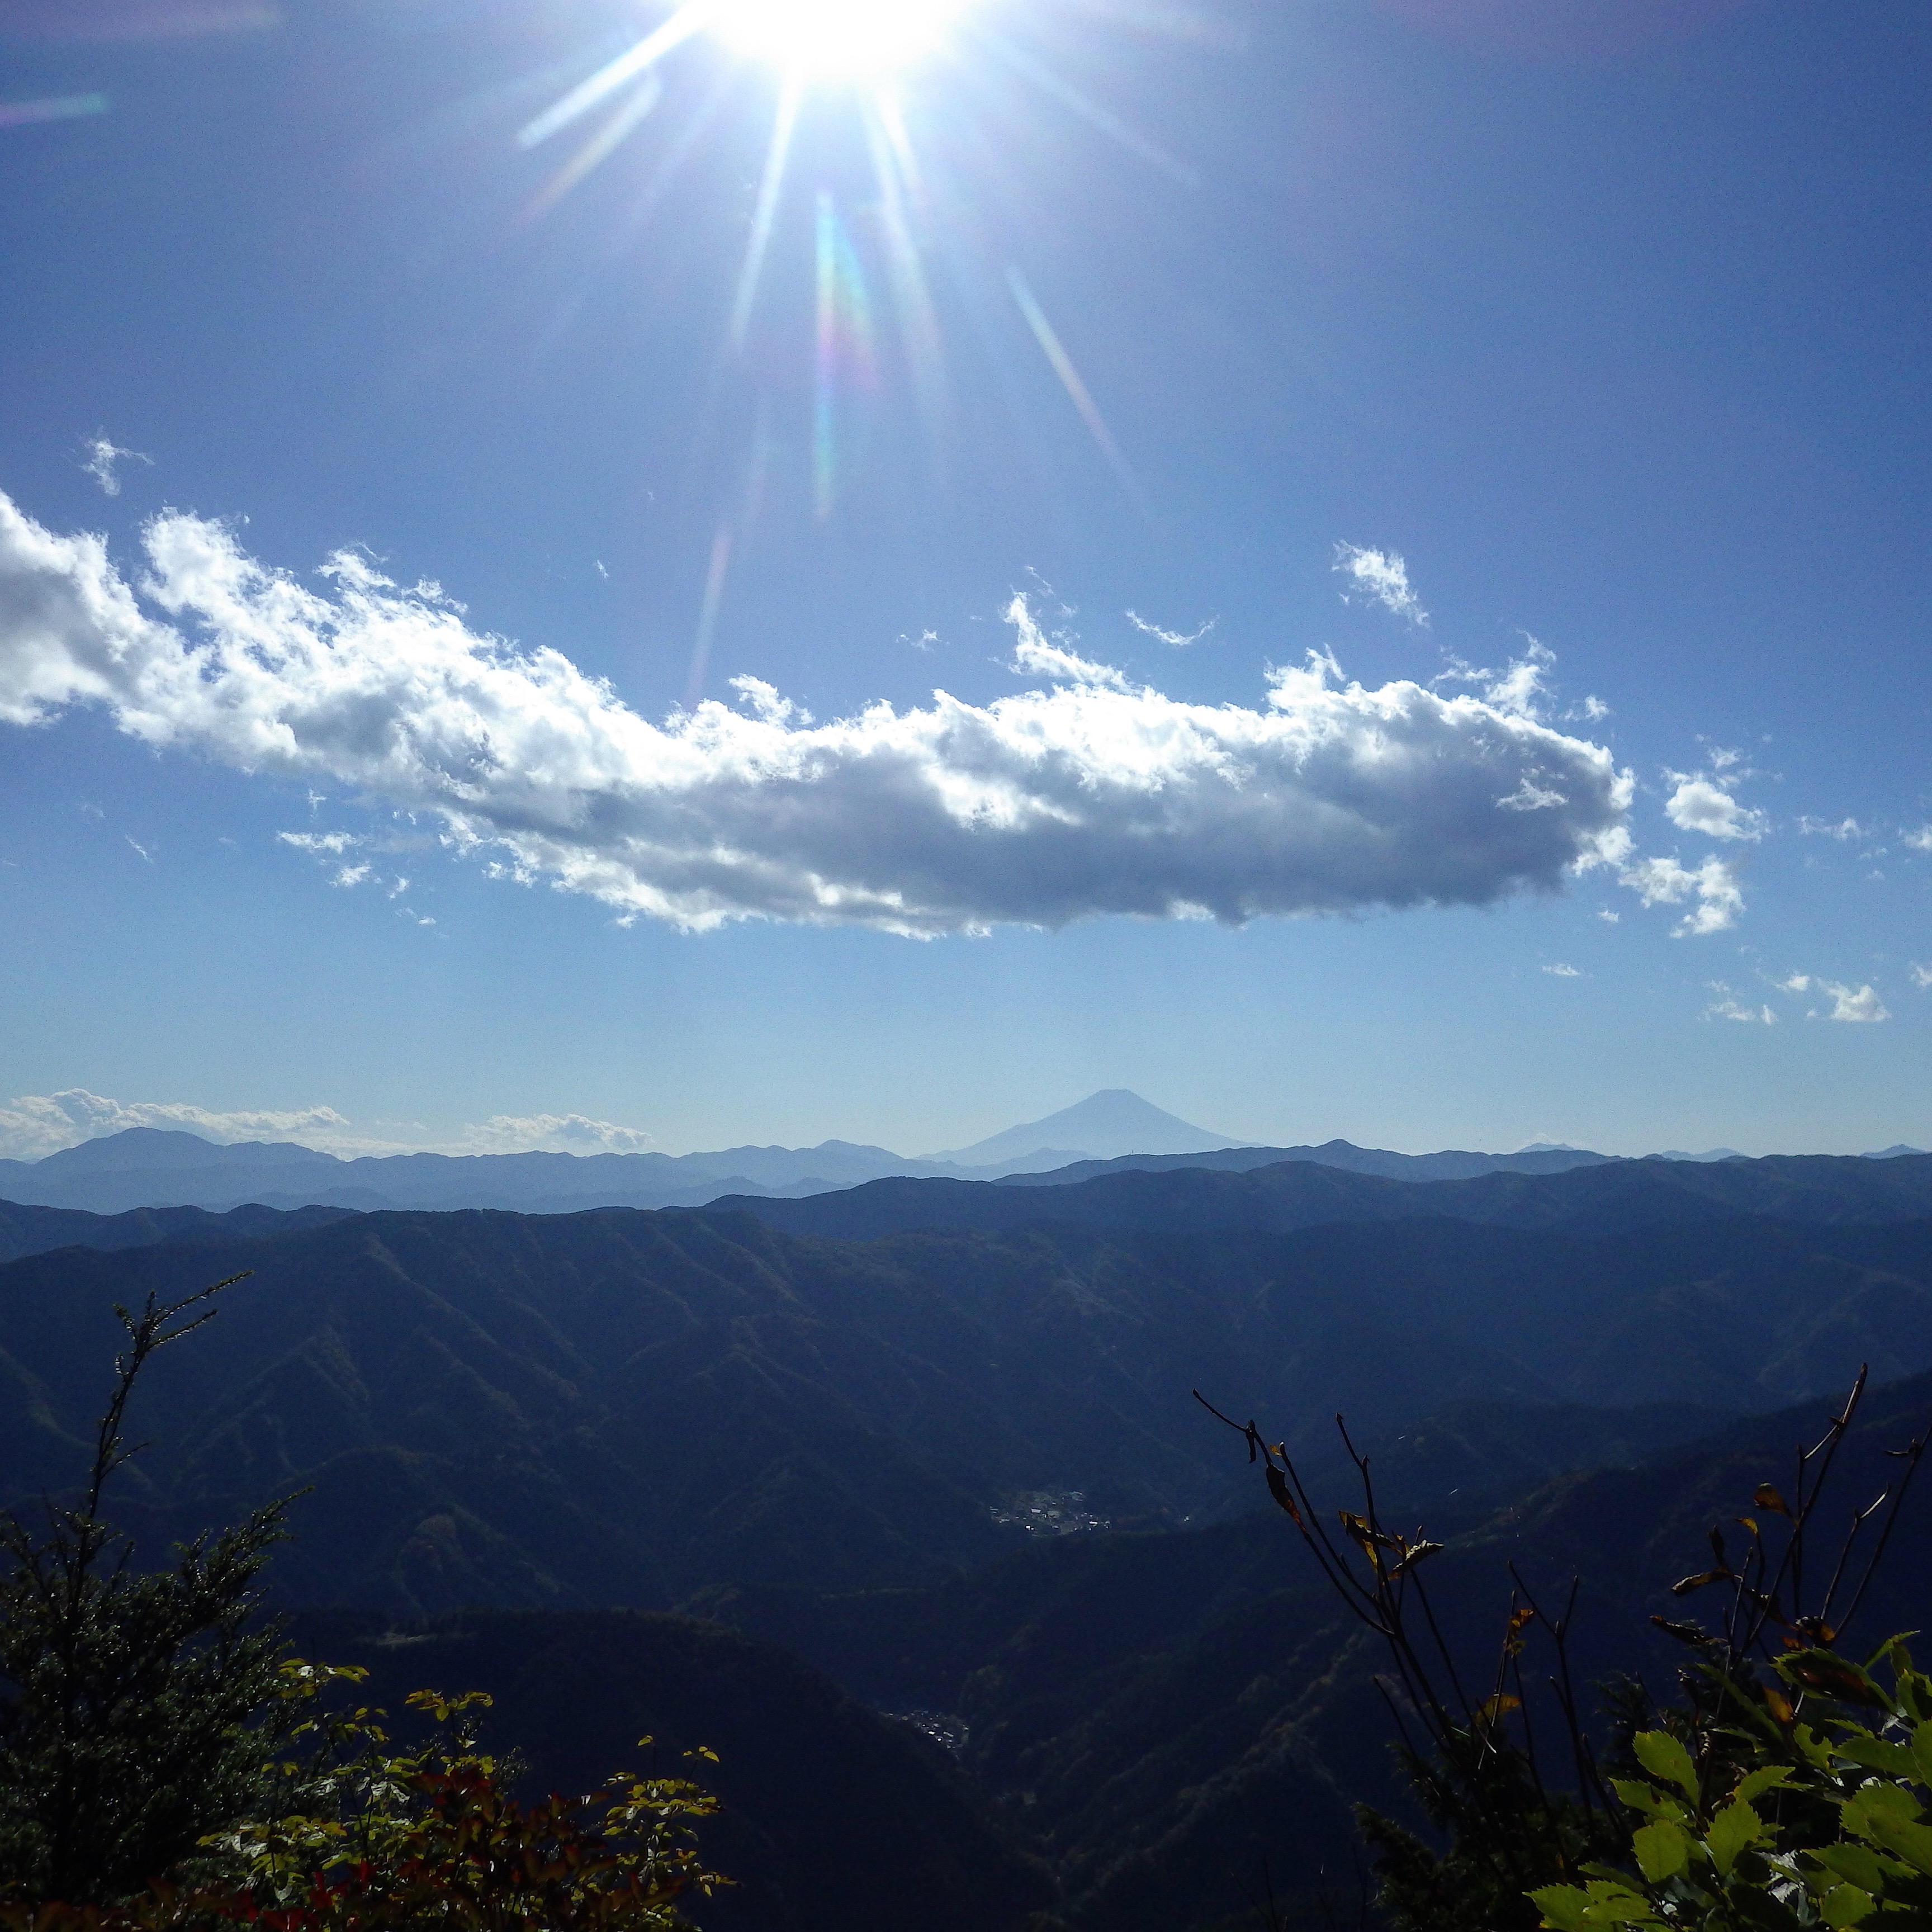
1,0 -> 1928,1161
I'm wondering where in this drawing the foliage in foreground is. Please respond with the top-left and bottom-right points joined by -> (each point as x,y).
0,1277 -> 726,1928
1202,1366 -> 1932,1931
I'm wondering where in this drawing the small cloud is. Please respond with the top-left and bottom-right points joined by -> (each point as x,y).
1910,963 -> 1931,989
1666,776 -> 1764,842
459,1111 -> 656,1154
78,800 -> 103,820
1566,695 -> 1611,722
594,558 -> 609,579
902,628 -> 940,654
125,836 -> 151,862
1706,994 -> 1775,1024
1333,542 -> 1428,626
1595,908 -> 1620,924
1778,973 -> 1811,993
80,435 -> 151,499
1822,981 -> 1890,1024
1903,826 -> 1932,854
331,863 -> 372,888
1126,609 -> 1217,648
1618,854 -> 1745,935
1797,815 -> 1864,841
1542,962 -> 1583,978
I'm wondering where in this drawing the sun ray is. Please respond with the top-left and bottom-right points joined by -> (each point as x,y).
524,74 -> 665,221
686,524 -> 734,707
814,193 -> 877,520
1006,266 -> 1148,514
518,1 -> 713,151
863,92 -> 948,450
728,74 -> 804,350
985,32 -> 1197,187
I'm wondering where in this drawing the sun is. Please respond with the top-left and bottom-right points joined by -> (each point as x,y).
709,0 -> 974,79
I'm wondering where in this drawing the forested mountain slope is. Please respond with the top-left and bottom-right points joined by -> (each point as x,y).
4,1203 -> 1931,1614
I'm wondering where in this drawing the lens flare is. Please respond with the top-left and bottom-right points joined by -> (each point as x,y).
711,0 -> 972,78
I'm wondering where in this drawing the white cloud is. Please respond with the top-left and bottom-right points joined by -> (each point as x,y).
1595,908 -> 1620,923
1706,987 -> 1775,1024
1542,962 -> 1582,977
0,1088 -> 355,1162
1777,974 -> 1891,1022
1904,826 -> 1932,854
1125,609 -> 1216,648
1616,853 -> 1746,935
1333,543 -> 1428,626
456,1112 -> 657,1154
1797,816 -> 1864,841
0,1088 -> 655,1161
80,436 -> 151,499
0,494 -> 1632,935
1822,982 -> 1890,1023
1909,962 -> 1931,989
1665,776 -> 1764,842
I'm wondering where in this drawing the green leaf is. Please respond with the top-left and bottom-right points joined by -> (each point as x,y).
1610,1778 -> 1685,1820
1820,1884 -> 1877,1928
1706,1794 -> 1769,1877
1632,1730 -> 1700,1802
1530,1884 -> 1594,1931
1811,1843 -> 1890,1893
1850,1803 -> 1932,1878
1632,1819 -> 1692,1882
1911,1720 -> 1932,1789
1530,1881 -> 1666,1930
1736,1765 -> 1797,1805
1835,1732 -> 1917,1778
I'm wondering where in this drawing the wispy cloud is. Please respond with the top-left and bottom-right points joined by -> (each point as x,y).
0,494 -> 1632,935
1904,826 -> 1932,854
1706,984 -> 1775,1025
1125,609 -> 1216,648
1911,963 -> 1931,989
80,435 -> 151,498
1333,542 -> 1428,626
1797,815 -> 1864,841
1542,962 -> 1582,978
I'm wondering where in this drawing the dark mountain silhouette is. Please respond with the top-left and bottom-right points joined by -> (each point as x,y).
0,1196 -> 355,1265
996,1137 -> 1614,1186
713,1149 -> 1932,1240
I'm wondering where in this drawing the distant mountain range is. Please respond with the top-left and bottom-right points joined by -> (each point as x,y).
0,1091 -> 1247,1216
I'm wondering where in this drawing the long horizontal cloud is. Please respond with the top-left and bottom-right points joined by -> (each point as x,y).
0,1088 -> 354,1162
0,491 -> 1632,935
